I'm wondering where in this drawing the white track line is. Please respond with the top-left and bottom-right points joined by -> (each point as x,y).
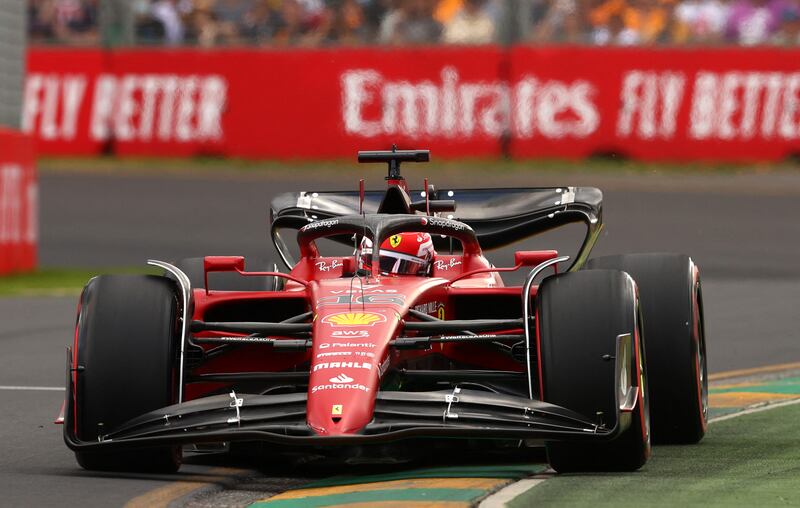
479,397 -> 800,507
479,477 -> 551,508
0,385 -> 64,391
707,397 -> 800,423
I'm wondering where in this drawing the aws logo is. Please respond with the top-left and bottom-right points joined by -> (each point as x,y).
322,312 -> 387,327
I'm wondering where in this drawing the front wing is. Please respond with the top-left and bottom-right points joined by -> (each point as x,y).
63,355 -> 635,453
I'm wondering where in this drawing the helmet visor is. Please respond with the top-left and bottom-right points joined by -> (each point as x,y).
378,250 -> 428,275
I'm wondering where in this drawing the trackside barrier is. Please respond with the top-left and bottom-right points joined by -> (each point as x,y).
24,46 -> 800,162
0,128 -> 37,275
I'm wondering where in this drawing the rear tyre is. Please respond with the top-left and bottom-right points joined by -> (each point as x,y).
535,269 -> 650,472
170,256 -> 281,291
73,275 -> 182,472
587,254 -> 707,444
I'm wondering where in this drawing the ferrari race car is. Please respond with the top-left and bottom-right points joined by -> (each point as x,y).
61,149 -> 708,473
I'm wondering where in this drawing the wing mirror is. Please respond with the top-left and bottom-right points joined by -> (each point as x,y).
514,250 -> 559,267
203,256 -> 245,291
204,256 -> 245,273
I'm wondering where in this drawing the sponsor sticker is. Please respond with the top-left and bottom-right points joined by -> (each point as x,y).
329,373 -> 353,383
434,259 -> 462,271
213,336 -> 276,343
301,219 -> 339,232
316,351 -> 376,359
414,301 -> 440,314
317,351 -> 351,358
322,312 -> 387,326
420,217 -> 469,231
318,294 -> 405,307
312,382 -> 369,394
319,342 -> 375,349
332,404 -> 343,415
315,259 -> 343,272
413,301 -> 446,319
313,361 -> 372,372
332,330 -> 370,338
330,288 -> 397,294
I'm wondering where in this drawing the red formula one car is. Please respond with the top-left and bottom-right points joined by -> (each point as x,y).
61,149 -> 708,473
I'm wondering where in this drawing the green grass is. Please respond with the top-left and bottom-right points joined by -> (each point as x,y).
510,402 -> 800,507
0,267 -> 159,297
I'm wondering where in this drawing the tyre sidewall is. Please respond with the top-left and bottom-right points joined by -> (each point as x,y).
73,274 -> 181,471
587,253 -> 707,443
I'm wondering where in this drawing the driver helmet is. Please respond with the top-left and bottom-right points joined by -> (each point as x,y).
359,232 -> 435,276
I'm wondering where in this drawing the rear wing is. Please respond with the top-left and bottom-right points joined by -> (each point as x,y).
270,187 -> 602,271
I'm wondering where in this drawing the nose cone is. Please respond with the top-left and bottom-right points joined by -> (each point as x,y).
306,310 -> 398,436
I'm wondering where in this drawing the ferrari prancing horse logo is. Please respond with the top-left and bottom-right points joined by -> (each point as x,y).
389,235 -> 402,248
332,404 -> 343,415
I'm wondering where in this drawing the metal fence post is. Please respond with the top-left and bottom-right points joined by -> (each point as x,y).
100,0 -> 134,48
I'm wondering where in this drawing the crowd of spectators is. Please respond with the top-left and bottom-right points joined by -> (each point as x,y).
27,0 -> 800,46
530,0 -> 800,45
29,0 -> 99,44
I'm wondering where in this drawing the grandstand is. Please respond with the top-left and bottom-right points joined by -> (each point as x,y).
18,1 -> 800,163
27,0 -> 800,47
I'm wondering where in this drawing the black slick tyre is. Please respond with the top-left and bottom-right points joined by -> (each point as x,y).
535,269 -> 650,472
587,253 -> 708,444
72,275 -> 182,472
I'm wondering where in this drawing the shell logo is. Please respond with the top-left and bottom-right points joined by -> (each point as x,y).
322,312 -> 386,327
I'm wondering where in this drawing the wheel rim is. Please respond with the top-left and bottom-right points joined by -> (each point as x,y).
640,336 -> 651,446
696,282 -> 709,423
636,304 -> 651,447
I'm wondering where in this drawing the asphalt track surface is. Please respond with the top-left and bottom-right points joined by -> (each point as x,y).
2,166 -> 799,506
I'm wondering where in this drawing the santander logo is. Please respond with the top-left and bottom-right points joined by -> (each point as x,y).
329,373 -> 354,383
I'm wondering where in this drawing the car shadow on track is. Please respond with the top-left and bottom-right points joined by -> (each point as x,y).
183,441 -> 548,480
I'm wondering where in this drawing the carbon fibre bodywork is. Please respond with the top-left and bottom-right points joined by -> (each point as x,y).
270,187 -> 602,271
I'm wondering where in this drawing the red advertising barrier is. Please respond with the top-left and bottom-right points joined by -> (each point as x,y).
24,46 -> 800,162
0,128 -> 37,275
508,46 -> 800,161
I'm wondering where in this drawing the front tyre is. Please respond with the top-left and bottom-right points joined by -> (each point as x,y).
535,269 -> 650,472
587,254 -> 708,444
72,275 -> 182,472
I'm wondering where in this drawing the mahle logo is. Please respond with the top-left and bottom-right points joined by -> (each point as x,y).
322,312 -> 386,327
